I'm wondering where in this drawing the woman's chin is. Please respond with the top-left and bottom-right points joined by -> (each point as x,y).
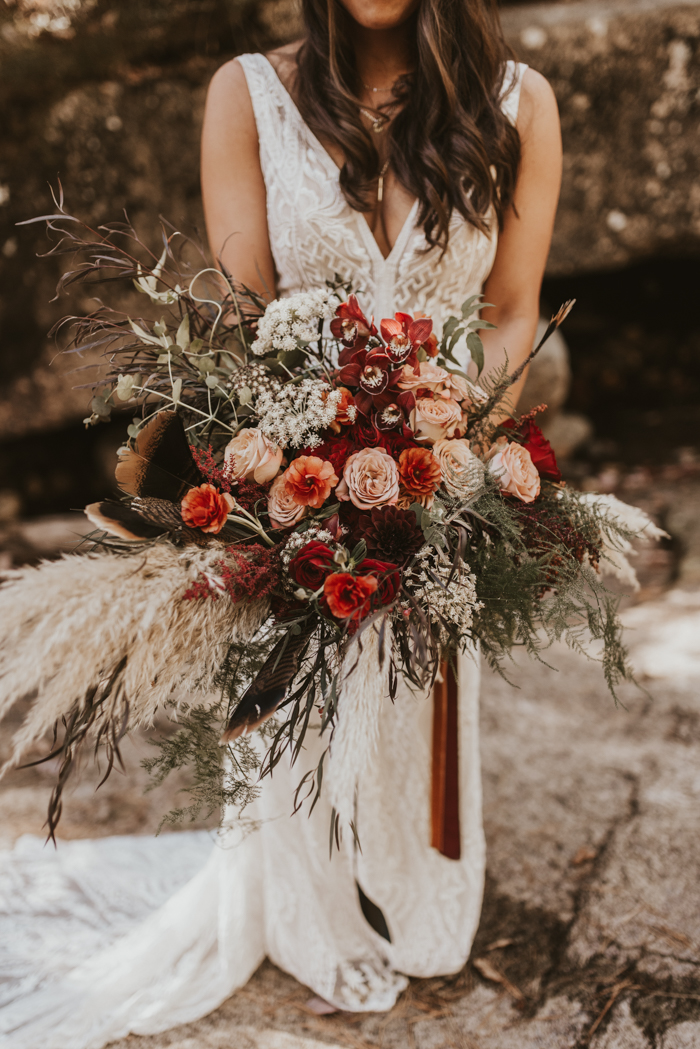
339,0 -> 420,31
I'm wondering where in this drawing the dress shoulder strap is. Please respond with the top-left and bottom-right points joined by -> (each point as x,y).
235,52 -> 304,184
500,60 -> 528,126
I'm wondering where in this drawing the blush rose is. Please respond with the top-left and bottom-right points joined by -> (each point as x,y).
398,361 -> 451,398
432,438 -> 485,499
267,474 -> 309,529
336,446 -> 400,510
409,396 -> 463,443
488,438 -> 541,503
224,428 -> 283,484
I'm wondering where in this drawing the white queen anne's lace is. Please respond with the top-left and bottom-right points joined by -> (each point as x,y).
256,378 -> 341,449
408,546 -> 481,646
250,289 -> 337,356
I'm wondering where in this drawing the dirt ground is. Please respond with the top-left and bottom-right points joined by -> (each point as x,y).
1,473 -> 699,1049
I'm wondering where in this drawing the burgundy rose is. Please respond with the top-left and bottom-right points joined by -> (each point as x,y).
288,540 -> 336,590
301,436 -> 357,475
361,558 -> 401,607
503,418 -> 561,482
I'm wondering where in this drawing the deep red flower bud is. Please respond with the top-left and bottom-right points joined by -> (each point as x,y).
288,540 -> 336,590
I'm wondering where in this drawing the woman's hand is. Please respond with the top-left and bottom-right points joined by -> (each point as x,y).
480,68 -> 563,417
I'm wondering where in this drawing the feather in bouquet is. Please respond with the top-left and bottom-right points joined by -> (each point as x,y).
0,202 -> 665,839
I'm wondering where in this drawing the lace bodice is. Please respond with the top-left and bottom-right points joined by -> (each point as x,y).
238,53 -> 526,330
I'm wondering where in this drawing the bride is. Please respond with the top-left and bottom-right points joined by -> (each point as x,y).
0,0 -> 560,1044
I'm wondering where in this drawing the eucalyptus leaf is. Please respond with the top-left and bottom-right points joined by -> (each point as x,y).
91,395 -> 110,418
466,331 -> 485,375
115,374 -> 136,401
157,352 -> 171,365
198,357 -> 215,374
205,374 -> 219,389
237,386 -> 253,406
171,378 -> 182,405
189,337 -> 203,354
409,501 -> 424,523
127,423 -> 141,438
467,320 -> 497,331
176,314 -> 190,350
154,319 -> 167,337
461,295 -> 481,316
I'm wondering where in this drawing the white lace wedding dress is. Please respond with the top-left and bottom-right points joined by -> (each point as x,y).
0,54 -> 526,1048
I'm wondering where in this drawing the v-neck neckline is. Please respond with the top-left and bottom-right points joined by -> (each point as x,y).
258,54 -> 420,267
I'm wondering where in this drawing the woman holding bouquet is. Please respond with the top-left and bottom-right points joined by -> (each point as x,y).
0,0 -> 561,1044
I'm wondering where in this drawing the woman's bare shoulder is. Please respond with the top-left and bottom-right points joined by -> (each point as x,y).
204,57 -> 258,140
517,67 -> 560,138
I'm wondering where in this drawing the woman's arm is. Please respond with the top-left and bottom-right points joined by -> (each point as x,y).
200,59 -> 276,297
480,68 -> 563,413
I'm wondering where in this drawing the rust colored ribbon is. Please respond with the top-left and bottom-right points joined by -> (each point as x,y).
431,657 -> 461,860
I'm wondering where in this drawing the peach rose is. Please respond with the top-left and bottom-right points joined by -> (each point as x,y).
224,428 -> 283,484
282,455 -> 339,509
336,446 -> 400,510
433,438 -> 485,499
409,396 -> 463,443
488,440 -> 541,503
398,361 -> 451,398
267,474 -> 309,529
448,374 -> 488,407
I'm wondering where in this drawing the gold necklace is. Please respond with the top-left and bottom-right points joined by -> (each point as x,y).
363,81 -> 395,94
359,106 -> 391,134
377,159 -> 390,204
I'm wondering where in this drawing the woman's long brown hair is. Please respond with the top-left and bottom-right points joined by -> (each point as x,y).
295,0 -> 521,251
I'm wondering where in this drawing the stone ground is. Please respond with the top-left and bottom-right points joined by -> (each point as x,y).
2,476 -> 700,1048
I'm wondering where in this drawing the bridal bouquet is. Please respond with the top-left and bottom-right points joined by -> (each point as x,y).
0,208 -> 664,838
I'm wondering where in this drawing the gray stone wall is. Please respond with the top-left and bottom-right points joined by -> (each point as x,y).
504,0 -> 700,276
0,0 -> 698,440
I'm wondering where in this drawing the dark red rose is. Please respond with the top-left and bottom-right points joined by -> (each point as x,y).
349,417 -> 381,447
361,558 -> 401,607
301,436 -> 357,475
378,430 -> 420,460
288,540 -> 335,590
503,418 -> 561,482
